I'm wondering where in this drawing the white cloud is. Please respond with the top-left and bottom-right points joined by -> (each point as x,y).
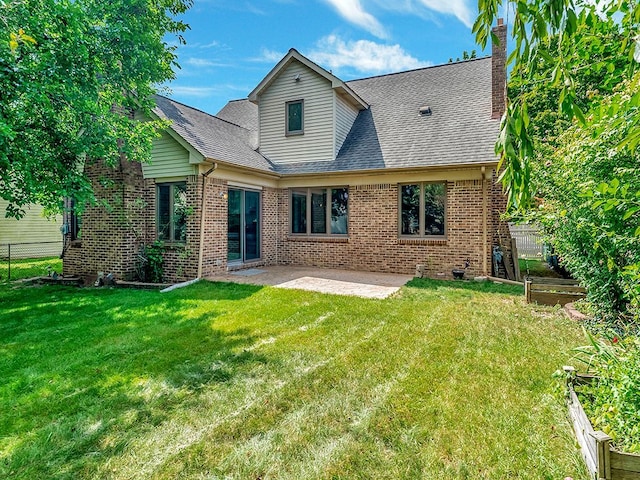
322,0 -> 388,38
168,86 -> 220,97
249,48 -> 286,63
415,0 -> 474,28
167,83 -> 250,98
184,57 -> 232,68
308,35 -> 431,74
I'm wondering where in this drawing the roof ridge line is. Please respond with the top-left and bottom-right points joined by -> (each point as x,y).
346,55 -> 491,84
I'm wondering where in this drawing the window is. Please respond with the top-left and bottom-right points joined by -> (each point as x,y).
63,198 -> 81,241
400,182 -> 446,237
157,182 -> 187,242
286,100 -> 303,135
290,187 -> 348,235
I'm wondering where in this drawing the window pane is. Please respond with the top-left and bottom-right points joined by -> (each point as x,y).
401,185 -> 420,235
424,183 -> 445,236
157,185 -> 171,240
311,189 -> 327,234
331,188 -> 348,234
227,189 -> 242,261
244,190 -> 260,260
287,101 -> 302,133
291,190 -> 307,234
173,183 -> 188,242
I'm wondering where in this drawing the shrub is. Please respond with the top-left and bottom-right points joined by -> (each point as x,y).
136,241 -> 164,283
531,83 -> 640,327
574,331 -> 640,453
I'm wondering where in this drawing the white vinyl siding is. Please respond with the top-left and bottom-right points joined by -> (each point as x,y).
142,131 -> 197,179
335,95 -> 359,156
259,61 -> 334,164
0,199 -> 62,245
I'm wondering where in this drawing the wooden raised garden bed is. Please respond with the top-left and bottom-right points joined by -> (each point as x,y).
564,367 -> 640,479
525,277 -> 586,306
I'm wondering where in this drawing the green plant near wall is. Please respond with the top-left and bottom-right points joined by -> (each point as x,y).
142,241 -> 165,283
175,246 -> 192,279
574,331 -> 640,453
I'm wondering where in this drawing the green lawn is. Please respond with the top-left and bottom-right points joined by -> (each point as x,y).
0,279 -> 588,479
519,258 -> 562,278
0,256 -> 62,282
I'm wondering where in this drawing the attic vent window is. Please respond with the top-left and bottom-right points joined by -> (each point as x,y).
419,106 -> 432,116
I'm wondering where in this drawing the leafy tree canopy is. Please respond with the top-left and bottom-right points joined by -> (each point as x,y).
475,3 -> 640,324
0,0 -> 192,218
474,0 -> 639,209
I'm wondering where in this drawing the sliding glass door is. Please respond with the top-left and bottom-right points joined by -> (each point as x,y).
227,188 -> 260,263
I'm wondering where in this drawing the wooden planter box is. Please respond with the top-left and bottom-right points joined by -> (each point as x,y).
564,367 -> 640,479
525,277 -> 586,306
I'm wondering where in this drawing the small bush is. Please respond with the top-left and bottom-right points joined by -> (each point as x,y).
574,332 -> 640,453
136,241 -> 164,283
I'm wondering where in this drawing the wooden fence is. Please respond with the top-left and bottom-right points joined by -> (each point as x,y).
508,224 -> 544,259
565,368 -> 640,479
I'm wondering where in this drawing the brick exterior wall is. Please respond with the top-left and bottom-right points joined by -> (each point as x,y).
63,158 -> 148,283
63,161 -> 230,283
64,160 -> 512,282
491,19 -> 507,119
275,177 -> 510,278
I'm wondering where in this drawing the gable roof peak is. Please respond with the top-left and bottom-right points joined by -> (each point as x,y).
248,48 -> 368,110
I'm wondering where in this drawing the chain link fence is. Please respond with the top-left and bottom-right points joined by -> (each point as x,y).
0,241 -> 63,281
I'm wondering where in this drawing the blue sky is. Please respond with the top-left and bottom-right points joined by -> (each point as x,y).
164,0 -> 501,114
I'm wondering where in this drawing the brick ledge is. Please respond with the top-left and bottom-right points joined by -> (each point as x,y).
286,236 -> 349,243
398,238 -> 448,245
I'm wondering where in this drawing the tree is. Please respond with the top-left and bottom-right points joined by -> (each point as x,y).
474,0 -> 639,209
473,3 -> 640,324
0,0 -> 192,218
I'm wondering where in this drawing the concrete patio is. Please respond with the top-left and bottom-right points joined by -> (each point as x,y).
208,266 -> 413,299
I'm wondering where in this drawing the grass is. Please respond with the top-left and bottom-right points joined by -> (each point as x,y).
0,256 -> 62,282
0,278 -> 589,479
519,258 -> 562,278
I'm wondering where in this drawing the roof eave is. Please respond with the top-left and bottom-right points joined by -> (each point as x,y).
205,157 -> 281,178
279,160 -> 500,179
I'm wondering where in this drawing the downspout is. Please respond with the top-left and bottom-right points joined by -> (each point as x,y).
197,163 -> 217,278
482,166 -> 489,276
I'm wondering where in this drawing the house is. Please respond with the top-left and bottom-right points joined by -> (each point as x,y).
63,21 -> 512,283
1,199 -> 62,258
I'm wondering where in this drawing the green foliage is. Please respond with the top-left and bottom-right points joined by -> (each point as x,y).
474,0 -> 639,209
0,0 -> 192,218
137,241 -> 164,283
475,3 -> 640,324
574,332 -> 640,453
531,79 -> 640,325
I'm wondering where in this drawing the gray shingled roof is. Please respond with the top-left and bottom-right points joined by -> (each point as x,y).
216,99 -> 258,133
157,57 -> 499,176
276,57 -> 500,174
152,95 -> 276,173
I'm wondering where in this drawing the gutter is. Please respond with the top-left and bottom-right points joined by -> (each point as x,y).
197,162 -> 217,278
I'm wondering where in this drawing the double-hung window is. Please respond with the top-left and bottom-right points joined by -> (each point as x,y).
286,100 -> 303,135
157,182 -> 187,242
400,182 -> 446,237
291,187 -> 348,235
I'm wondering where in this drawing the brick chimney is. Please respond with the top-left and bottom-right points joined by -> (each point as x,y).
491,18 -> 507,119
